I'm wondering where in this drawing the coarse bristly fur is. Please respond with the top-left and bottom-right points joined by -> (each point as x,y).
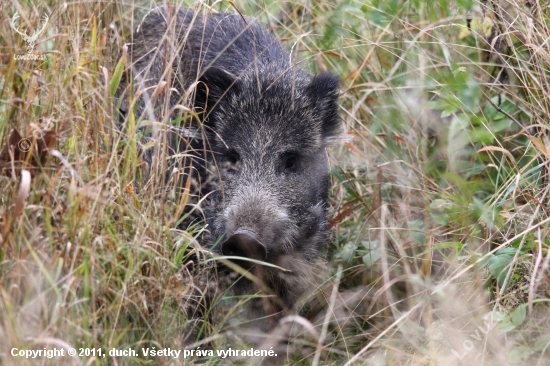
115,4 -> 341,347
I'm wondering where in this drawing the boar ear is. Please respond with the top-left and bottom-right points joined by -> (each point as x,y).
307,72 -> 341,139
195,67 -> 239,114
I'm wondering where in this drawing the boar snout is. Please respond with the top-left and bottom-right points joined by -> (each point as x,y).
222,228 -> 267,267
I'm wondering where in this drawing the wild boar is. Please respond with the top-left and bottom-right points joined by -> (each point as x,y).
115,5 -> 341,332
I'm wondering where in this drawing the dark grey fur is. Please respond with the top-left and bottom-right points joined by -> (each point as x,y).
116,5 -> 341,334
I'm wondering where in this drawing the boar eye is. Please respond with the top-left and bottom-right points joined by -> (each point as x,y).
281,152 -> 298,172
225,150 -> 240,165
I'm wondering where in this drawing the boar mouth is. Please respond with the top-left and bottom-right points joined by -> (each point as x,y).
221,228 -> 267,268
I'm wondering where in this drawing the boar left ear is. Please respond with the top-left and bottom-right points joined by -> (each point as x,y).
307,72 -> 341,138
195,67 -> 239,115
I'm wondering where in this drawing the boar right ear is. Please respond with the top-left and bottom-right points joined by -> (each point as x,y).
195,67 -> 239,114
307,72 -> 341,139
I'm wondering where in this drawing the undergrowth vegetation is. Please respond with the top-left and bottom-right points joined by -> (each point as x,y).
1,0 -> 550,365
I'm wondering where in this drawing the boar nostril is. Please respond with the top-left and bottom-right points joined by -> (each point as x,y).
222,228 -> 267,266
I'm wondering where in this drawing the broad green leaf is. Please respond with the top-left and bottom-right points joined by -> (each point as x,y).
110,54 -> 126,97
